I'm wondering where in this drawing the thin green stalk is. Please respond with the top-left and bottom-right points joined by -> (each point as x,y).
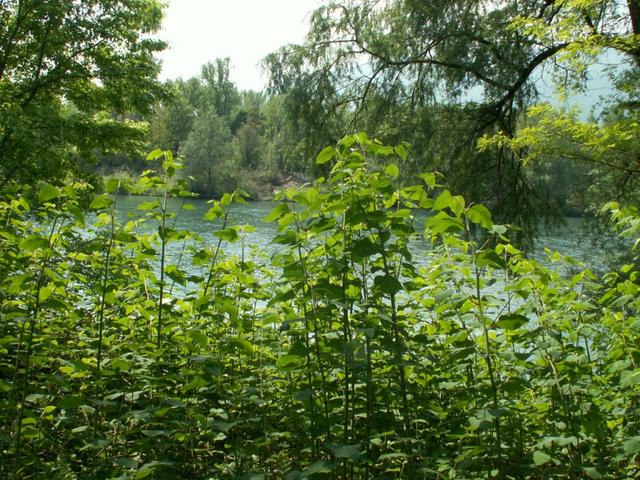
294,219 -> 331,435
377,231 -> 414,479
14,215 -> 60,462
94,183 -> 120,431
296,242 -> 321,456
475,265 -> 502,473
168,197 -> 189,297
341,220 -> 353,445
198,196 -> 234,319
361,260 -> 373,479
156,170 -> 172,348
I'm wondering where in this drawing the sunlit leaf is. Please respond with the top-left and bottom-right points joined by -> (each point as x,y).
385,163 -> 400,179
496,313 -> 528,330
146,149 -> 164,161
467,204 -> 492,229
276,355 -> 304,369
213,227 -> 239,242
533,451 -> 551,465
38,184 -> 60,202
316,146 -> 336,165
264,203 -> 290,222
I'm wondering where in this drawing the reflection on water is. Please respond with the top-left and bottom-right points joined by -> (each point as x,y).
534,217 -> 611,272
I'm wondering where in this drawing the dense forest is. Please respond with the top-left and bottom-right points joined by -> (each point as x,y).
1,0 -> 639,479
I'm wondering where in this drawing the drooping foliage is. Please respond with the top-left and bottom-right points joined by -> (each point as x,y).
1,137 -> 639,479
265,0 -> 640,237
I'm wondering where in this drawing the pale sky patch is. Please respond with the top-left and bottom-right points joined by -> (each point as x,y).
156,0 -> 321,91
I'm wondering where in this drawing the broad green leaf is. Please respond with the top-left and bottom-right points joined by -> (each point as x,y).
204,203 -> 223,220
59,396 -> 85,409
433,190 -> 453,211
136,461 -> 174,479
38,286 -> 54,303
394,143 -> 408,160
165,265 -> 187,285
533,451 -> 551,465
90,195 -> 113,210
212,420 -> 238,432
350,237 -> 379,258
426,211 -> 464,234
146,149 -> 164,161
620,370 -> 640,386
272,229 -> 298,245
213,227 -> 239,242
111,358 -> 131,372
467,204 -> 492,229
20,235 -> 49,252
187,329 -> 209,346
496,313 -> 528,330
220,192 -> 233,207
229,336 -> 253,353
469,416 -> 493,431
114,458 -> 139,469
355,132 -> 369,144
105,178 -> 122,193
302,460 -> 335,476
276,355 -> 304,369
38,184 -> 60,202
418,172 -> 436,187
385,163 -> 400,179
264,203 -> 290,222
491,224 -> 508,235
316,146 -> 336,165
583,467 -> 603,479
622,436 -> 640,455
373,274 -> 403,295
433,190 -> 464,216
80,439 -> 109,451
136,201 -> 160,211
476,250 -> 507,269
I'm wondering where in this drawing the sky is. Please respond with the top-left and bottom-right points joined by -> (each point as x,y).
156,0 -> 321,91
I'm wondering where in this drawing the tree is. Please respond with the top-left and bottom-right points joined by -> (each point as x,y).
180,111 -> 234,197
147,82 -> 197,157
0,0 -> 167,189
265,0 -> 640,237
259,95 -> 306,175
201,58 -> 241,120
235,119 -> 263,169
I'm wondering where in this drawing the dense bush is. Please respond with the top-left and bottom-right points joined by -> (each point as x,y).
0,137 -> 638,479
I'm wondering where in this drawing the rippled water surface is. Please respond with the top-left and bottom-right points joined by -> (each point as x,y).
113,196 -> 604,271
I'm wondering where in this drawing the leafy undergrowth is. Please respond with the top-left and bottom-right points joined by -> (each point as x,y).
1,136 -> 639,479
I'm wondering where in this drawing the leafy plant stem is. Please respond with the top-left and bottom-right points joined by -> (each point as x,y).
157,172 -> 169,349
13,215 -> 60,462
475,264 -> 503,475
199,195 -> 233,318
377,231 -> 414,478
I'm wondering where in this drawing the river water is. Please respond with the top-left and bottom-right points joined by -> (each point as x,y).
113,195 -> 604,272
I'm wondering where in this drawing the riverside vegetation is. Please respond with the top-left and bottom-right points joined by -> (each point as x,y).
2,0 -> 640,478
0,135 -> 639,479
